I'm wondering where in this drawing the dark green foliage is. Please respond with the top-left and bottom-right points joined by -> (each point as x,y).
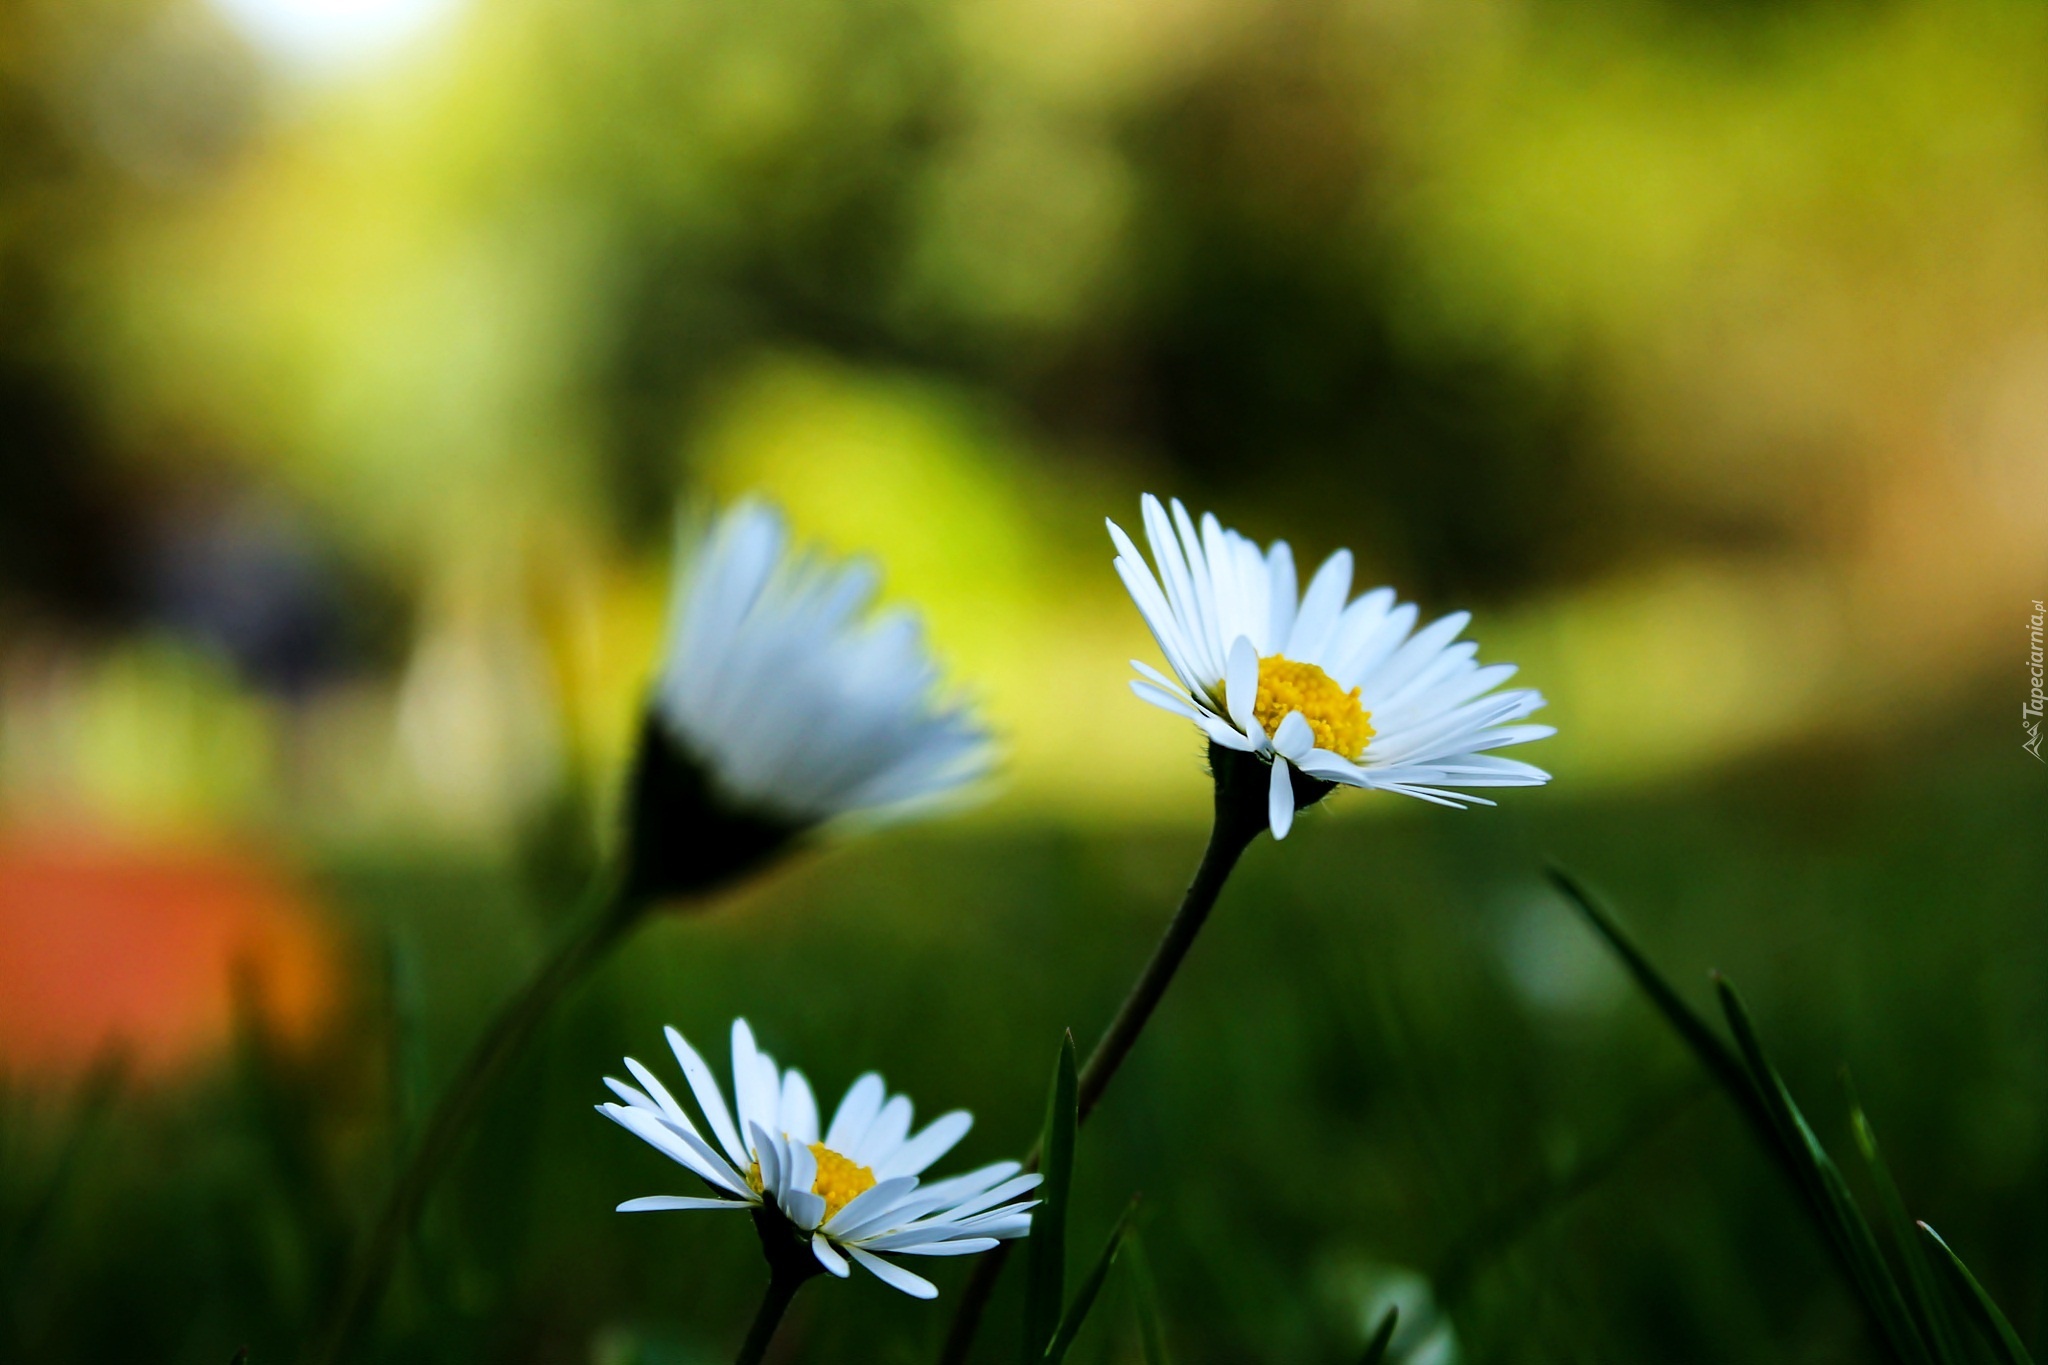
3,734 -> 2042,1363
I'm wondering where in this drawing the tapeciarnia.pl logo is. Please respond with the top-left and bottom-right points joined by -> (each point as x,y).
2027,599 -> 2045,762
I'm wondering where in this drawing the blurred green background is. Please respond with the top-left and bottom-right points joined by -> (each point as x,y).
0,0 -> 2043,1358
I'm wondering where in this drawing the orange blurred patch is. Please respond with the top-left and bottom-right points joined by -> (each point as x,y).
0,833 -> 336,1080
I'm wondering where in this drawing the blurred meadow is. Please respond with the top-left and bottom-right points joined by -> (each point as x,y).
1,0 -> 2045,1358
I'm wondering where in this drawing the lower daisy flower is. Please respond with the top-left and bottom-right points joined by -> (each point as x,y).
597,1018 -> 1039,1299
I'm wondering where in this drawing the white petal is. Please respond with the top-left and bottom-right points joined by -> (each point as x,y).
730,1020 -> 772,1141
653,497 -> 993,824
875,1236 -> 1002,1257
750,1121 -> 783,1194
813,1234 -> 851,1277
1271,711 -> 1314,761
924,1173 -> 1043,1223
1292,748 -> 1368,785
1265,540 -> 1298,646
824,1176 -> 921,1237
779,1070 -> 820,1146
1325,587 -> 1396,667
783,1136 -> 818,1200
846,1247 -> 939,1299
1360,611 -> 1470,699
1142,495 -> 1219,682
1330,601 -> 1418,688
783,1188 -> 828,1231
666,1026 -> 748,1171
1110,533 -> 1206,693
1113,554 -> 1205,694
825,1074 -> 886,1152
1225,636 -> 1263,740
1129,658 -> 1193,698
875,1111 -> 973,1180
1285,549 -> 1354,661
616,1195 -> 751,1213
852,1095 -> 914,1168
1131,679 -> 1206,722
1198,713 -> 1258,751
1269,755 -> 1295,839
621,1058 -> 697,1136
1170,499 -> 1224,672
596,1104 -> 752,1198
602,1076 -> 660,1116
910,1161 -> 1022,1208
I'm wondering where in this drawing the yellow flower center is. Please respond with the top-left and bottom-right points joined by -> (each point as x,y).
808,1143 -> 877,1220
747,1141 -> 878,1221
1243,655 -> 1375,759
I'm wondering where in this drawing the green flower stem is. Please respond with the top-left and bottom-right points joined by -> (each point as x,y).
732,1270 -> 805,1365
734,1208 -> 825,1365
309,875 -> 640,1365
938,754 -> 1267,1365
1073,790 -> 1265,1123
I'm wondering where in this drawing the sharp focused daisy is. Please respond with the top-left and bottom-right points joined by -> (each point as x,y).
1110,494 -> 1552,838
598,1019 -> 1039,1300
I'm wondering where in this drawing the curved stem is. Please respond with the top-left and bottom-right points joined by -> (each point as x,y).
309,876 -> 637,1365
938,778 -> 1264,1365
732,1264 -> 806,1365
1073,807 -> 1261,1122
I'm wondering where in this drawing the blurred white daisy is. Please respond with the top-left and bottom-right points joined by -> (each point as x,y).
653,498 -> 993,829
597,1019 -> 1039,1299
1109,493 -> 1552,839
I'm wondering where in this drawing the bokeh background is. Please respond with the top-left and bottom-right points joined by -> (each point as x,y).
1,0 -> 2044,1359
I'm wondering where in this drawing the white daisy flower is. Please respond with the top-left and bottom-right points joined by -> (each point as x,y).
597,1019 -> 1040,1300
1109,493 -> 1553,839
653,498 -> 993,829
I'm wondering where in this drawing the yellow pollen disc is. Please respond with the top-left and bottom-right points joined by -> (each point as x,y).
1242,654 -> 1375,759
808,1142 -> 877,1221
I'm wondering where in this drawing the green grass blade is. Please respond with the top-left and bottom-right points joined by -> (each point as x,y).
1851,1093 -> 1965,1365
1126,1232 -> 1171,1365
1717,980 -> 1932,1365
1359,1306 -> 1398,1365
1545,868 -> 1781,1153
1920,1224 -> 2037,1365
1548,866 -> 1925,1364
1023,1030 -> 1078,1363
1043,1195 -> 1139,1363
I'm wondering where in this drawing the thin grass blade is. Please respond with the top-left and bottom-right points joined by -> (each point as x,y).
1126,1232 -> 1171,1365
1716,980 -> 1931,1365
1851,1091 -> 1965,1365
1549,865 -> 1921,1364
1545,868 -> 1780,1152
1920,1223 -> 2037,1365
1022,1031 -> 1079,1363
1043,1195 -> 1139,1363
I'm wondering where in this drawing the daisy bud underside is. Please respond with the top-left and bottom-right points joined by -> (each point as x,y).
621,498 -> 995,905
